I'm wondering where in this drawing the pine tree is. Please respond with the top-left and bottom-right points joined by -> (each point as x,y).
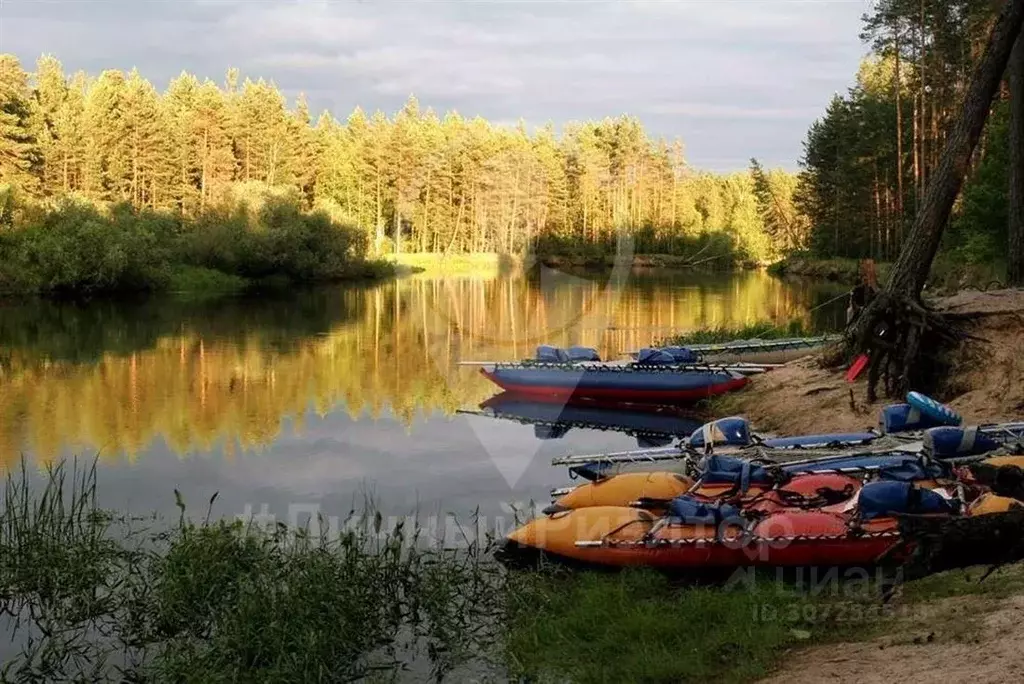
82,69 -> 129,201
53,71 -> 86,194
194,80 -> 234,208
166,71 -> 202,212
32,55 -> 69,195
290,93 -> 318,206
387,95 -> 428,254
233,78 -> 290,186
0,54 -> 43,196
122,69 -> 171,207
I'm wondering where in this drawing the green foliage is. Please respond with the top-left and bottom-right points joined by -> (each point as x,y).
949,100 -> 1010,266
0,194 -> 382,297
0,55 -> 43,196
182,198 -> 370,283
166,265 -> 248,294
751,158 -> 810,254
797,1 -> 1011,268
504,569 -> 818,684
662,319 -> 814,346
0,460 -> 503,681
534,229 -> 741,266
0,201 -> 177,295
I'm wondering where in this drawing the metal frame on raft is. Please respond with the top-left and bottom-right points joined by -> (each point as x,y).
547,451 -> 933,500
623,335 -> 841,358
458,360 -> 779,376
549,421 -> 1024,468
573,529 -> 902,549
545,422 -> 1024,499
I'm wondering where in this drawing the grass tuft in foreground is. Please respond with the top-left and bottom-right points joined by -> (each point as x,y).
0,459 -> 503,682
504,568 -> 822,683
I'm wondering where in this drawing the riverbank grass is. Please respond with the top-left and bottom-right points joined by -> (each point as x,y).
0,460 -> 502,681
505,569 -> 820,683
505,563 -> 1024,683
661,319 -> 814,346
389,252 -> 522,276
167,265 -> 249,294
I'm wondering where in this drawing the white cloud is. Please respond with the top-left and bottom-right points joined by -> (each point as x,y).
644,102 -> 824,120
217,1 -> 379,48
2,0 -> 873,171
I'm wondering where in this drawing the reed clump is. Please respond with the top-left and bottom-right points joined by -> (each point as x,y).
0,459 -> 503,681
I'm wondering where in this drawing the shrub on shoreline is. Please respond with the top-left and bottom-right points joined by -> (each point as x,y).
0,197 -> 392,298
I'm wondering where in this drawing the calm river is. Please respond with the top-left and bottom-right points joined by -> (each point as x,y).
0,267 -> 847,535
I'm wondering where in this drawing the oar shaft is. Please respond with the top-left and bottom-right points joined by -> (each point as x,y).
552,446 -> 683,466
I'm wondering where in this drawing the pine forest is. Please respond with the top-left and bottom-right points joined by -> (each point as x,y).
0,0 -> 1020,296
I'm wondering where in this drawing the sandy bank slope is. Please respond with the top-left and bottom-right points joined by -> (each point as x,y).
759,594 -> 1024,684
730,289 -> 1024,436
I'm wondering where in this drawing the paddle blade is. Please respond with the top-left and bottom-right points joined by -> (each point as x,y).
846,354 -> 869,383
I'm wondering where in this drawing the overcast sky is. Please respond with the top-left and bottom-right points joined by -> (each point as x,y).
1,0 -> 873,172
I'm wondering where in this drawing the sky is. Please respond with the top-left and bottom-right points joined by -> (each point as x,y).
0,0 -> 873,172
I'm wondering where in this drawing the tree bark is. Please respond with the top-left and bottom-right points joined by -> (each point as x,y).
886,0 -> 1024,298
1010,30 -> 1024,286
845,0 -> 1024,400
895,27 -> 906,236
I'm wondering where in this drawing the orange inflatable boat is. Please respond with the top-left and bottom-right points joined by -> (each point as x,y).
499,480 -> 961,570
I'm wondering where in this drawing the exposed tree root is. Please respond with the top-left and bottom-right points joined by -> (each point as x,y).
843,292 -> 967,401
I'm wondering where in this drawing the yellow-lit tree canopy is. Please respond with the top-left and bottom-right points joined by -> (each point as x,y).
1,54 -> 806,264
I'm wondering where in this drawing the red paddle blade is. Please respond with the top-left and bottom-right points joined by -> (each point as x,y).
846,354 -> 869,383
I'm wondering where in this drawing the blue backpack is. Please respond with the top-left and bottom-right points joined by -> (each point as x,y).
566,346 -> 601,362
857,481 -> 955,520
536,345 -> 569,363
687,417 -> 753,451
635,348 -> 680,365
875,457 -> 949,483
925,426 -> 1001,459
666,495 -> 742,525
658,346 -> 701,364
698,454 -> 774,492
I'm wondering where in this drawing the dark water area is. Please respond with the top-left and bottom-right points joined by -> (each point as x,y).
0,268 -> 848,534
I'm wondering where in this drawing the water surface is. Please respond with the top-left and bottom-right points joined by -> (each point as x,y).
0,268 -> 847,531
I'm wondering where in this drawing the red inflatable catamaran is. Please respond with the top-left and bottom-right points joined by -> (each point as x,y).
480,364 -> 749,403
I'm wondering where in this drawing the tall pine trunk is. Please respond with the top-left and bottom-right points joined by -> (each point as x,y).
1010,30 -> 1024,286
895,27 -> 906,239
884,0 -> 1024,298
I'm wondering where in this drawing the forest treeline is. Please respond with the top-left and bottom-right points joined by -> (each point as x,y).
0,53 -> 806,281
4,0 -> 1013,295
796,0 -> 1016,272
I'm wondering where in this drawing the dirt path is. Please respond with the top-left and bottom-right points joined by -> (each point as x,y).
759,594 -> 1024,684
